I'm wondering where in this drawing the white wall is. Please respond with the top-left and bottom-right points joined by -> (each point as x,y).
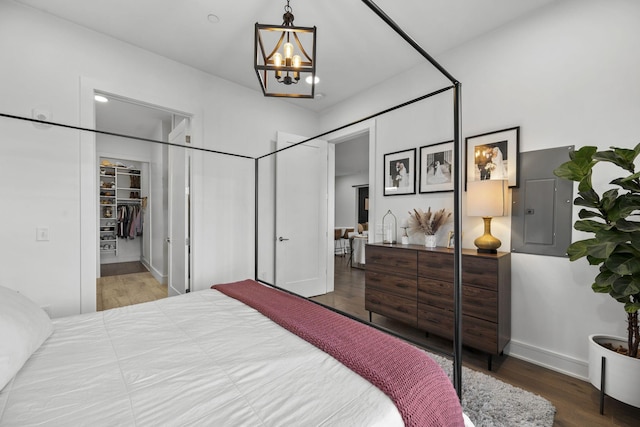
335,173 -> 368,229
0,1 -> 319,317
319,0 -> 640,379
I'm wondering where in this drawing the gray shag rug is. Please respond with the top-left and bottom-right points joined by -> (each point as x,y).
428,352 -> 557,427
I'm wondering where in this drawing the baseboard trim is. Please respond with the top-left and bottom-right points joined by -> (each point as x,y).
141,259 -> 167,285
505,340 -> 588,381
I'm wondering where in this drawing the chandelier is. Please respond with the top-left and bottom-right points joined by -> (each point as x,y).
254,0 -> 317,98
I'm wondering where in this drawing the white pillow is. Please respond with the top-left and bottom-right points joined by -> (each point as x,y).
0,286 -> 53,391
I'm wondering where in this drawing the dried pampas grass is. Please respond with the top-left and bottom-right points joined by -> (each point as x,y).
408,207 -> 451,235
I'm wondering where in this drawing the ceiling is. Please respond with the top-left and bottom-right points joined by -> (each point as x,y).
16,0 -> 559,113
94,96 -> 175,140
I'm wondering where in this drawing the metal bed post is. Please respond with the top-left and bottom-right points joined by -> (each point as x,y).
254,158 -> 259,281
360,0 -> 464,399
452,82 -> 463,398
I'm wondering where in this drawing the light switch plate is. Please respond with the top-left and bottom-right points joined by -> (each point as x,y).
36,227 -> 49,241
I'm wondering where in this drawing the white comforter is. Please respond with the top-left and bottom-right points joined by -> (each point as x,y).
0,289 -> 405,426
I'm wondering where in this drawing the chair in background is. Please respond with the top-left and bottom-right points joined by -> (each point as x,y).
346,231 -> 358,267
342,228 -> 354,260
334,229 -> 345,256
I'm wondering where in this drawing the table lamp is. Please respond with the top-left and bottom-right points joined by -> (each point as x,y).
467,179 -> 506,253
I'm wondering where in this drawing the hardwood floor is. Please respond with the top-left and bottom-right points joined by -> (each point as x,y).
312,255 -> 640,427
97,263 -> 167,311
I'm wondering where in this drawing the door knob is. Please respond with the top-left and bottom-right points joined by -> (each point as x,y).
278,236 -> 289,241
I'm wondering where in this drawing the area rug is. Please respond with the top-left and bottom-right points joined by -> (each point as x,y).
428,352 -> 556,427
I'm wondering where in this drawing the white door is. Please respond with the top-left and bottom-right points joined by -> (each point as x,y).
167,119 -> 191,296
275,132 -> 329,297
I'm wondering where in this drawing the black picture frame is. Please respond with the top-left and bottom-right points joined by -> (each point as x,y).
419,140 -> 454,193
383,148 -> 416,196
465,126 -> 520,188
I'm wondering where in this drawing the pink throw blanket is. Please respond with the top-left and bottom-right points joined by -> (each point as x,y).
212,279 -> 464,427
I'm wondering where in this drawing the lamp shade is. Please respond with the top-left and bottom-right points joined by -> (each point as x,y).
467,179 -> 506,217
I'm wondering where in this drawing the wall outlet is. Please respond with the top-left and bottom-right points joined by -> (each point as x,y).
36,227 -> 49,241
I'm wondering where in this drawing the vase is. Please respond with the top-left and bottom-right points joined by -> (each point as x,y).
424,234 -> 437,248
588,334 -> 640,408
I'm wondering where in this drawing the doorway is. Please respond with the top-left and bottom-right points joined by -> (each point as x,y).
94,93 -> 190,309
332,131 -> 370,273
274,132 -> 329,298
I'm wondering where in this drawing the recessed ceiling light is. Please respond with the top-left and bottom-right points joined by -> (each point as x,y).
207,14 -> 220,23
94,95 -> 109,103
305,75 -> 320,85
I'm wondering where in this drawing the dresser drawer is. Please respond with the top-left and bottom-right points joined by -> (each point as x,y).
418,252 -> 453,281
366,289 -> 417,327
366,271 -> 417,299
367,245 -> 417,276
417,304 -> 499,354
461,255 -> 498,290
418,278 -> 452,311
418,279 -> 498,323
463,285 -> 497,323
417,303 -> 453,339
462,315 -> 498,354
418,251 -> 499,291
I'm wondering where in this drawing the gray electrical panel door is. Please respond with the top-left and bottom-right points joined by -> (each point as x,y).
511,146 -> 574,257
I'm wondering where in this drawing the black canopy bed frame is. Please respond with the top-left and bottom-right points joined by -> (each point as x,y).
0,0 -> 464,400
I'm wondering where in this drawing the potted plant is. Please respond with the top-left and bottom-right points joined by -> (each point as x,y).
407,207 -> 451,248
554,143 -> 640,408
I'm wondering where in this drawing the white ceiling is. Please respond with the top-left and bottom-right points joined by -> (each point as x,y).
94,96 -> 175,140
17,0 -> 559,113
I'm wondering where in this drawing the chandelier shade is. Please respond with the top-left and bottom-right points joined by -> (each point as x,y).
254,1 -> 317,98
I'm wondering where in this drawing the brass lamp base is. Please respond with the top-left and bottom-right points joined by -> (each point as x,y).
474,217 -> 501,254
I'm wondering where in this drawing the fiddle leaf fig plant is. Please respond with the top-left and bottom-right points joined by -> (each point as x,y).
554,143 -> 640,358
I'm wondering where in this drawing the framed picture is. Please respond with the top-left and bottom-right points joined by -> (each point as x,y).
446,231 -> 462,249
465,126 -> 520,188
383,148 -> 416,196
419,140 -> 454,193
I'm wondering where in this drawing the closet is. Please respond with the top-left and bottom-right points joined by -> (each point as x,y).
99,157 -> 146,265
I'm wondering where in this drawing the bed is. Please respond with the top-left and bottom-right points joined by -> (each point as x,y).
0,280 -> 470,426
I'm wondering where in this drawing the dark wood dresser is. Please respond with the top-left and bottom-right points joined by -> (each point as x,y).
365,243 -> 511,357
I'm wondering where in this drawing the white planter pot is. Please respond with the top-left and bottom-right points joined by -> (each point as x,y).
425,234 -> 437,248
588,334 -> 640,408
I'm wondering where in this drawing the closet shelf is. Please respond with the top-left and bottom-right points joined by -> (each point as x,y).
100,158 -> 144,261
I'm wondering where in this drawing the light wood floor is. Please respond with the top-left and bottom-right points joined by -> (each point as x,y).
312,255 -> 640,427
97,263 -> 167,311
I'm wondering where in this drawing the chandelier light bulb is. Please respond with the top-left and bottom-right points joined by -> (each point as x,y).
283,42 -> 294,59
273,52 -> 283,67
292,55 -> 301,68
